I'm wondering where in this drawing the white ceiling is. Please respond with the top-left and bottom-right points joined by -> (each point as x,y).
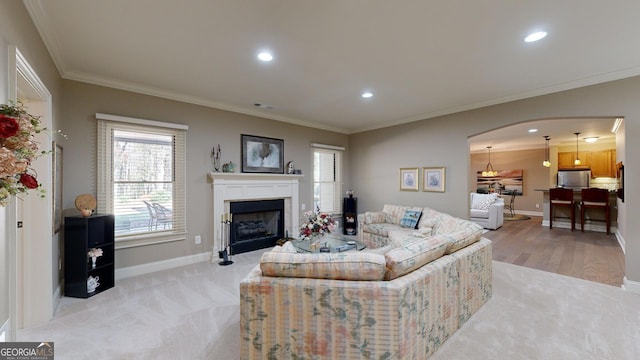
468,117 -> 619,153
24,0 -> 640,144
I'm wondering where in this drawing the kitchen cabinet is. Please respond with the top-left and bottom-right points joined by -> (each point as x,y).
558,151 -> 591,169
590,150 -> 616,178
558,150 -> 617,177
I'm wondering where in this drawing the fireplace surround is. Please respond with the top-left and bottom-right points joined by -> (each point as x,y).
208,173 -> 302,259
230,199 -> 284,254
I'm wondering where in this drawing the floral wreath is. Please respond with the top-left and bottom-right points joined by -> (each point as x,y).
0,100 -> 46,206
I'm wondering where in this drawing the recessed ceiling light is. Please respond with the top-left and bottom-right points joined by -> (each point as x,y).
257,52 -> 273,62
584,137 -> 599,143
525,31 -> 547,43
528,128 -> 538,133
361,92 -> 373,98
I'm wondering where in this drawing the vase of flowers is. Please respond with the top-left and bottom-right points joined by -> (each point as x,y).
88,248 -> 103,269
299,211 -> 336,247
0,100 -> 46,207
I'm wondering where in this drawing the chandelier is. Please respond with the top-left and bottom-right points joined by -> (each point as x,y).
574,132 -> 581,165
542,136 -> 551,167
482,146 -> 498,177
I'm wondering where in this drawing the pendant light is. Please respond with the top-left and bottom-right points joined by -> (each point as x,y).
482,146 -> 498,177
542,136 -> 551,167
574,132 -> 581,165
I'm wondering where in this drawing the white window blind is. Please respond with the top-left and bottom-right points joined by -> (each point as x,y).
313,146 -> 342,214
97,114 -> 187,248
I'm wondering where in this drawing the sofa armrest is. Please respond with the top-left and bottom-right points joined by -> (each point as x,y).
486,202 -> 504,229
488,202 -> 504,217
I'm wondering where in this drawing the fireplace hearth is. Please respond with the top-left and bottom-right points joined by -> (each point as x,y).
230,199 -> 284,254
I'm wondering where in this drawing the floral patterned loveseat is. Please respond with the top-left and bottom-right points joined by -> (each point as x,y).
239,206 -> 492,359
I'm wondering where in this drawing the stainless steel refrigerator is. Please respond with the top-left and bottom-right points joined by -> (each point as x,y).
557,169 -> 591,189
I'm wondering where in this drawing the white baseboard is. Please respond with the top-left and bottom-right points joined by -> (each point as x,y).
540,220 -> 617,234
515,210 -> 543,217
615,230 -> 626,254
115,252 -> 212,281
622,277 -> 640,295
52,284 -> 62,315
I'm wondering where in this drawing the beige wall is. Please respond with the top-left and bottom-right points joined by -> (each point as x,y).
470,149 -> 549,214
60,80 -> 349,268
350,76 -> 638,283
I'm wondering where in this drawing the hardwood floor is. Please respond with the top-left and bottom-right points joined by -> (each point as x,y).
482,215 -> 625,287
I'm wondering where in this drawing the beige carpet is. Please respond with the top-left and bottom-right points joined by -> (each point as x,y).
18,250 -> 640,359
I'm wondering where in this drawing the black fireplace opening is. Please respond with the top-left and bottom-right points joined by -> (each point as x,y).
230,199 -> 284,254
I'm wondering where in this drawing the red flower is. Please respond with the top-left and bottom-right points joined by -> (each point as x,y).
19,173 -> 39,189
0,114 -> 20,138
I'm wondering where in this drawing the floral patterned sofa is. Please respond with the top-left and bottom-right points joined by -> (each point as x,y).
239,205 -> 492,360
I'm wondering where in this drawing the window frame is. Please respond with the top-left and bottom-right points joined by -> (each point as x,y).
312,144 -> 344,215
96,113 -> 187,249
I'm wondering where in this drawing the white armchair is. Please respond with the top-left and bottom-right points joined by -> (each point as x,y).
469,192 -> 504,230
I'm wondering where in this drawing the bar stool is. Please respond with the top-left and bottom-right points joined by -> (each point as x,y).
580,188 -> 610,234
549,188 -> 575,230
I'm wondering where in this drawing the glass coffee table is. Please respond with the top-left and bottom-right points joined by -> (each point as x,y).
291,234 -> 366,253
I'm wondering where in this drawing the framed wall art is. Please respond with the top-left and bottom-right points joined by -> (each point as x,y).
400,167 -> 419,191
476,169 -> 523,195
241,134 -> 284,173
422,167 -> 445,192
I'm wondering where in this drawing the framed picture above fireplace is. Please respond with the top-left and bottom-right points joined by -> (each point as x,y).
241,134 -> 284,174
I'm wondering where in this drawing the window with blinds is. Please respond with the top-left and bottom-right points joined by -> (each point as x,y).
97,114 -> 187,248
313,147 -> 342,214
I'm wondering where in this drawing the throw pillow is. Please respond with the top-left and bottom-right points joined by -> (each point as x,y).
400,209 -> 422,229
471,193 -> 497,210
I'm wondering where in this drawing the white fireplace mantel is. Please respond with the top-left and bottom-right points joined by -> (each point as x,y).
208,173 -> 303,258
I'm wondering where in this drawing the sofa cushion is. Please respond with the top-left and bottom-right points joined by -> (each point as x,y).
471,193 -> 498,210
400,209 -> 422,228
362,223 -> 404,237
388,227 -> 433,247
384,236 -> 448,280
382,204 -> 422,224
363,211 -> 387,224
260,251 -> 386,281
417,207 -> 444,229
443,225 -> 483,254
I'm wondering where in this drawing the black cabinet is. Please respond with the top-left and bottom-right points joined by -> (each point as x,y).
64,214 -> 115,298
343,197 -> 357,235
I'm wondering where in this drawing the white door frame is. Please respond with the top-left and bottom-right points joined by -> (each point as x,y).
6,46 -> 54,339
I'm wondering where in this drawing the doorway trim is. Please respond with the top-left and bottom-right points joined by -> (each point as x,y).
6,46 -> 54,339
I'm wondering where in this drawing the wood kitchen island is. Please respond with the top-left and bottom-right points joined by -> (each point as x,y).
539,189 -> 618,233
